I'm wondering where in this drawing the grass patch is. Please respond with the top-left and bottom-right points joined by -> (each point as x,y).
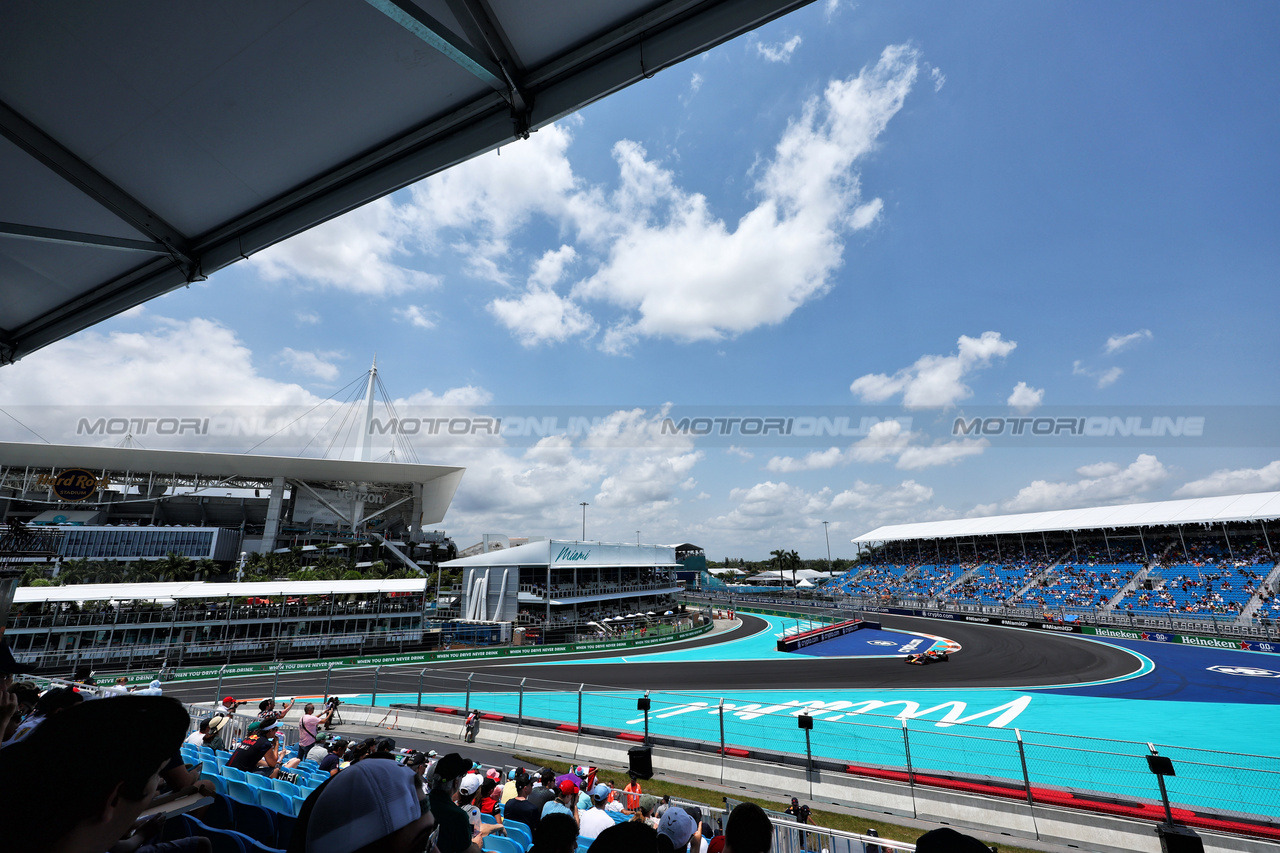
512,754 -> 1043,853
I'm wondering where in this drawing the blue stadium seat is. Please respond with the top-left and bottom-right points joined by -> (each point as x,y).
481,812 -> 498,825
229,802 -> 277,847
256,789 -> 294,816
201,745 -> 217,757
503,822 -> 532,851
226,780 -> 260,807
216,750 -> 232,764
483,836 -> 523,853
221,766 -> 248,784
201,758 -> 220,777
205,793 -> 236,830
208,774 -> 229,797
246,774 -> 274,792
271,778 -> 301,798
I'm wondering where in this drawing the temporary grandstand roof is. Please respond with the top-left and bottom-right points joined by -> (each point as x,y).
852,491 -> 1280,544
0,0 -> 811,363
14,578 -> 429,604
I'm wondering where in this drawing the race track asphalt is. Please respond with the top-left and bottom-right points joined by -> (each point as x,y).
163,612 -> 1143,705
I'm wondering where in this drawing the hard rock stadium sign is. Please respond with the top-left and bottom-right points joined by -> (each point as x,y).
35,469 -> 109,502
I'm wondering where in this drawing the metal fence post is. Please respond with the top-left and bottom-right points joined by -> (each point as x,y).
417,668 -> 428,708
518,677 -> 526,726
1015,729 -> 1040,839
901,719 -> 917,818
214,665 -> 226,704
577,683 -> 584,732
462,672 -> 474,714
271,662 -> 281,700
324,663 -> 334,703
371,666 -> 381,707
718,698 -> 726,784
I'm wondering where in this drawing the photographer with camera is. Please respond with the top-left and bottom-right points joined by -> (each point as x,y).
322,695 -> 342,731
297,701 -> 336,759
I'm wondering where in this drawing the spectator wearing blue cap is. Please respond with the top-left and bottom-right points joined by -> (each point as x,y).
293,759 -> 433,853
578,783 -> 616,839
658,806 -> 700,853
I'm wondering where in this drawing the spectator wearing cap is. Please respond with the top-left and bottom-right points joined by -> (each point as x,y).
623,774 -> 643,812
293,757 -> 434,853
633,794 -> 661,829
478,771 -> 502,814
543,775 -> 581,823
501,770 -> 539,830
428,753 -> 500,853
0,694 -> 189,853
404,752 -> 429,796
723,802 -> 772,853
184,718 -> 214,747
658,805 -> 700,853
318,739 -> 348,776
227,719 -> 282,776
458,773 -> 486,832
579,783 -> 616,840
500,767 -> 522,805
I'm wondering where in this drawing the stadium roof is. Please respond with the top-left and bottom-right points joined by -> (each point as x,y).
0,0 -> 811,363
852,491 -> 1280,544
14,578 -> 429,604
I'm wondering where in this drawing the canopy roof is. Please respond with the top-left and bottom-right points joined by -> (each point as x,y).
14,577 -> 429,604
852,491 -> 1280,544
443,539 -> 677,568
0,0 -> 810,363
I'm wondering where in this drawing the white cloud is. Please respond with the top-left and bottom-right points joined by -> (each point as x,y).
895,438 -> 988,470
1073,361 -> 1124,389
0,317 -> 319,408
726,446 -> 755,460
251,198 -> 437,295
929,66 -> 946,92
279,348 -> 342,382
528,245 -> 578,289
851,331 -> 1017,408
395,305 -> 437,329
756,35 -> 802,63
1105,329 -> 1153,354
1007,381 -> 1044,411
488,287 -> 596,347
1001,454 -> 1169,512
764,418 -> 987,472
295,311 -> 321,325
1174,461 -> 1280,498
830,479 -> 934,515
689,73 -> 704,95
575,44 -> 920,349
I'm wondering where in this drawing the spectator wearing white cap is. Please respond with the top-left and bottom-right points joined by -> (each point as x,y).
428,753 -> 501,853
578,784 -> 616,840
293,759 -> 433,853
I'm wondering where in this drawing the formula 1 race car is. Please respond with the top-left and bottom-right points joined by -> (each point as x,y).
905,649 -> 950,665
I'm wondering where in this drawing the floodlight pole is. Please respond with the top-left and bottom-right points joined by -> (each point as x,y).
580,503 -> 588,540
822,521 -> 831,566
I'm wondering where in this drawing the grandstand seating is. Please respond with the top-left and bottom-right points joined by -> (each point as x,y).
1019,563 -> 1141,610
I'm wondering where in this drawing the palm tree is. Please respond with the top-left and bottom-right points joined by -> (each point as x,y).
787,549 -> 801,590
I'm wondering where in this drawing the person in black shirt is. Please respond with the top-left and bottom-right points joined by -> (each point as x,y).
525,768 -> 557,817
228,720 -> 281,776
500,771 -> 540,830
318,738 -> 348,776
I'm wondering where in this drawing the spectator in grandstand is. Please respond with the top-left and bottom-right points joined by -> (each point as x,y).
3,684 -> 83,746
657,805 -> 700,853
184,717 -> 214,747
257,696 -> 296,727
429,753 -> 500,853
588,820 -> 658,853
404,752 -> 429,796
634,794 -> 661,829
458,773 -> 486,831
544,775 -> 581,821
296,702 -> 336,757
529,812 -> 580,853
295,758 -> 434,853
526,768 -> 558,815
227,719 -> 282,776
318,738 -> 348,775
722,802 -> 772,853
0,694 -> 188,853
478,775 -> 502,815
579,784 -> 617,839
502,770 -> 540,829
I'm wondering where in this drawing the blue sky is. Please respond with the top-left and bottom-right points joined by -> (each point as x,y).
3,1 -> 1279,558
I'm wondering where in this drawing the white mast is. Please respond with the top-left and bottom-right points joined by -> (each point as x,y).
357,355 -> 377,462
